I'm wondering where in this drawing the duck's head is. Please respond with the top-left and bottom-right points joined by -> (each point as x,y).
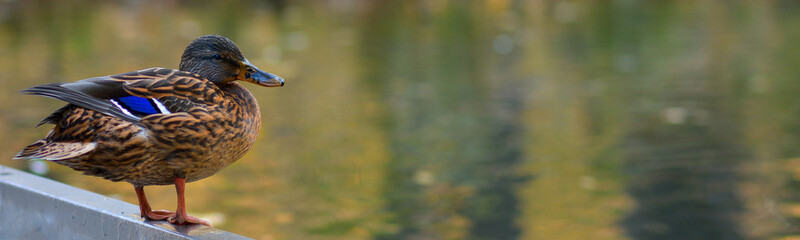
179,35 -> 284,87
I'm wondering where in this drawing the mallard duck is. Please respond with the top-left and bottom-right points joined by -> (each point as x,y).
14,35 -> 283,226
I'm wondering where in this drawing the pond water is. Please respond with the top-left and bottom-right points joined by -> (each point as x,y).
1,1 -> 799,239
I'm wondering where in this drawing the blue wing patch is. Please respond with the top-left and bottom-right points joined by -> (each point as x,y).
111,96 -> 166,117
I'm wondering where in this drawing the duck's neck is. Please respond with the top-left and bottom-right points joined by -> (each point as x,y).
220,82 -> 261,132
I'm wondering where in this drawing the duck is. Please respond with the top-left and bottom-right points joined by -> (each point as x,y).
14,35 -> 284,226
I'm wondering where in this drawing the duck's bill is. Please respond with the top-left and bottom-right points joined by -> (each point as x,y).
239,59 -> 285,87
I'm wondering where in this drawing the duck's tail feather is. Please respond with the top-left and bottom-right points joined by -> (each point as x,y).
14,138 -> 96,161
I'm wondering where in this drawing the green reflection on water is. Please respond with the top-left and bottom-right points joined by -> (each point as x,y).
1,1 -> 800,240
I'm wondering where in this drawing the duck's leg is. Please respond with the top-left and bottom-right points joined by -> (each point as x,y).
167,177 -> 212,227
134,186 -> 173,220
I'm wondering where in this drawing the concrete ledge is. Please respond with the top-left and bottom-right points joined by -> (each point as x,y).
0,165 -> 251,240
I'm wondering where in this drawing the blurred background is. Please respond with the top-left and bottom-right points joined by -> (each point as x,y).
0,0 -> 799,239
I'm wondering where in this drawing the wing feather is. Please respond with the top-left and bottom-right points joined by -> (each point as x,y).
21,68 -> 222,124
21,83 -> 141,123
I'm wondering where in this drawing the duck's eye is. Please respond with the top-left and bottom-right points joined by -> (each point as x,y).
212,54 -> 222,60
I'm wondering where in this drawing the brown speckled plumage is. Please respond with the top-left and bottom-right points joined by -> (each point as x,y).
15,35 -> 284,226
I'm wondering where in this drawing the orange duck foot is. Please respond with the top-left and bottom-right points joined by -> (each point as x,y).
142,209 -> 212,226
168,213 -> 212,226
143,209 -> 173,220
135,177 -> 213,227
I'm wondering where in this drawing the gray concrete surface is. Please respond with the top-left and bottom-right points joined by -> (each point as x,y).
0,165 -> 251,240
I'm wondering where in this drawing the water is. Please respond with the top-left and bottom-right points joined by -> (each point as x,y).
0,1 -> 799,239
